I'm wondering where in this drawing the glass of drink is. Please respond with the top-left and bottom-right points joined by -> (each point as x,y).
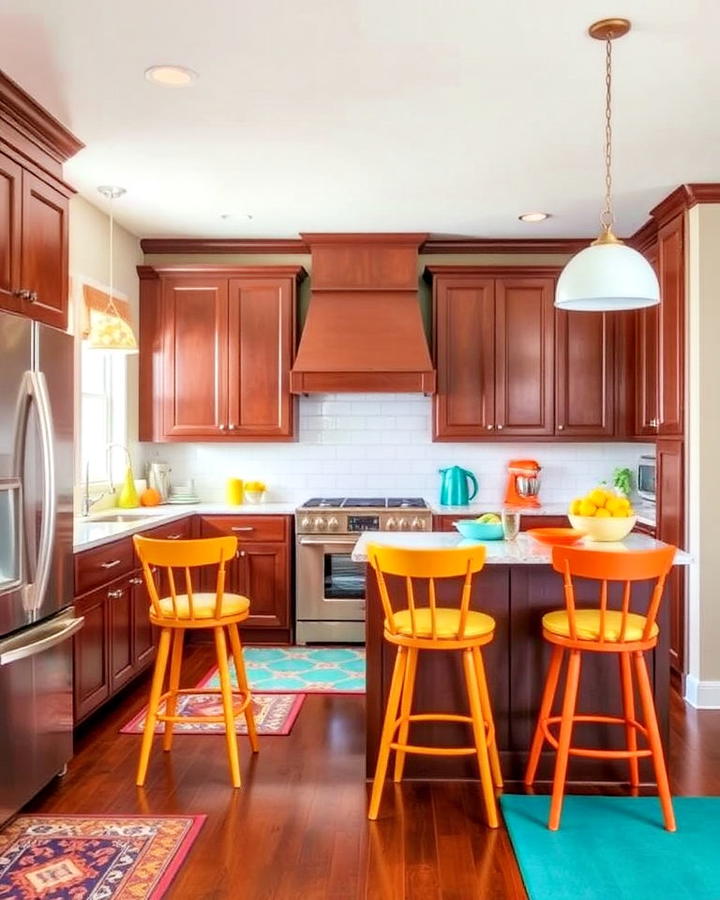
501,508 -> 520,542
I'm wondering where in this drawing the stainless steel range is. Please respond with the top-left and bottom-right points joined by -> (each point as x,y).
295,498 -> 432,644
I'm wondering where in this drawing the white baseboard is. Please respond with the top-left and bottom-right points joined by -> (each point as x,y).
685,675 -> 720,709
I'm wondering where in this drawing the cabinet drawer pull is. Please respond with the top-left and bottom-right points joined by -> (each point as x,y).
496,424 -> 504,430
236,550 -> 246,557
228,423 -> 236,430
231,526 -> 255,532
166,533 -> 183,540
28,291 -> 38,303
99,559 -> 121,569
218,423 -> 227,431
107,589 -> 124,599
486,425 -> 494,431
129,577 -> 144,585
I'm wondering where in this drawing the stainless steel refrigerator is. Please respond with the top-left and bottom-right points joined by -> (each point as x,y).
0,309 -> 83,825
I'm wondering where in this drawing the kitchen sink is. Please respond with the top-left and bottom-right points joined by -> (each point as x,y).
89,513 -> 152,523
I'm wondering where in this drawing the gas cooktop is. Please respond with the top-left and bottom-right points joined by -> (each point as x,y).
300,497 -> 428,510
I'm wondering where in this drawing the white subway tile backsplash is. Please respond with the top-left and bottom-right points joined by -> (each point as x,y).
138,394 -> 653,504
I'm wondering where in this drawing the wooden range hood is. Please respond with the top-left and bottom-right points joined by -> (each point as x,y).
290,234 -> 436,394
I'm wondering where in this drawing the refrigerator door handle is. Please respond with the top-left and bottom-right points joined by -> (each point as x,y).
0,616 -> 84,666
12,370 -> 57,615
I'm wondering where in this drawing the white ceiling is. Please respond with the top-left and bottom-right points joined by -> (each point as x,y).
1,0 -> 718,239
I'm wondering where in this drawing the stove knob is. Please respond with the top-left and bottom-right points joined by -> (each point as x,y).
313,516 -> 326,532
327,516 -> 339,531
386,517 -> 397,531
411,517 -> 426,531
397,517 -> 408,531
300,517 -> 311,530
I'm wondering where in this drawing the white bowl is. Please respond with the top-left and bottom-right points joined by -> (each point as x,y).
244,490 -> 265,503
568,514 -> 636,542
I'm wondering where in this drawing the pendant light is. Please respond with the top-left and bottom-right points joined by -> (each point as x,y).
86,185 -> 138,351
555,18 -> 660,312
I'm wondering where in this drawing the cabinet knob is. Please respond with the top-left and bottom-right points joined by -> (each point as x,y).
129,576 -> 144,585
28,291 -> 38,303
486,425 -> 494,431
218,423 -> 227,431
228,423 -> 236,430
558,424 -> 564,431
496,424 -> 503,430
107,589 -> 124,599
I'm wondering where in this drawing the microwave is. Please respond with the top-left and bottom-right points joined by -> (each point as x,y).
637,455 -> 656,502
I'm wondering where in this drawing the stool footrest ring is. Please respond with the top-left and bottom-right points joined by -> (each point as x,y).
155,687 -> 252,724
540,714 -> 652,759
389,742 -> 478,757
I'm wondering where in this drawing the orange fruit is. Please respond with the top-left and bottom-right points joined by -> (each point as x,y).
140,487 -> 162,506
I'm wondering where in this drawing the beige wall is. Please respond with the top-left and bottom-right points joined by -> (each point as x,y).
69,195 -> 144,467
687,204 -> 720,697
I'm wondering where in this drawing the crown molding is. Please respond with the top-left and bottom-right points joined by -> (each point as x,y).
421,237 -> 588,254
140,237 -> 310,254
424,264 -> 562,281
137,263 -> 307,280
649,183 -> 720,228
0,70 -> 83,165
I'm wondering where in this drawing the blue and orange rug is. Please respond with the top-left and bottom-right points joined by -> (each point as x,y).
121,692 -> 304,736
200,646 -> 366,694
0,814 -> 204,899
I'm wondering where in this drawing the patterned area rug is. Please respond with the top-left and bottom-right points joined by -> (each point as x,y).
0,814 -> 204,899
199,646 -> 366,693
120,692 -> 304,736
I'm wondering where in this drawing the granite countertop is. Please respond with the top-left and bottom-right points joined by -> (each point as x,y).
73,502 -> 297,552
351,531 -> 690,565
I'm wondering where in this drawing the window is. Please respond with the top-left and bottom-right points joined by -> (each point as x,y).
80,343 -> 127,483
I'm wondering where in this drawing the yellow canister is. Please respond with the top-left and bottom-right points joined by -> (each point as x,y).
225,478 -> 244,505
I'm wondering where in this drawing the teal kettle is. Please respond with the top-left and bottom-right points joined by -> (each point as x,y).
439,466 -> 479,506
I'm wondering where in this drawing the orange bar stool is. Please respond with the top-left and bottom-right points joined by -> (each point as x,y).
525,544 -> 677,831
367,544 -> 502,825
133,534 -> 258,788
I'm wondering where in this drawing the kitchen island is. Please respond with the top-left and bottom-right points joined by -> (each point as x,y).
353,532 -> 690,785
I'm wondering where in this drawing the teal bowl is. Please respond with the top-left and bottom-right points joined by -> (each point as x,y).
453,519 -> 504,541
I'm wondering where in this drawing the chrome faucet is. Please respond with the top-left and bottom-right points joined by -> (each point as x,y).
81,461 -> 112,517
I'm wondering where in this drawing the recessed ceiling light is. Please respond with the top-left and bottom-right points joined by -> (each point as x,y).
220,213 -> 253,220
519,212 -> 550,223
144,65 -> 198,87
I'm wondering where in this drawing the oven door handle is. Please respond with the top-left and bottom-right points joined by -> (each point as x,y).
297,537 -> 358,547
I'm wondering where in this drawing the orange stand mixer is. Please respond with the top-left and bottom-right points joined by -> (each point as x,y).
504,459 -> 542,507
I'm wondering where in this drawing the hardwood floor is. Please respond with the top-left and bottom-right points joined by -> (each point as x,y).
24,646 -> 720,899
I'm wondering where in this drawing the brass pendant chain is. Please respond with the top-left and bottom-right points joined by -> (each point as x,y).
600,35 -> 614,233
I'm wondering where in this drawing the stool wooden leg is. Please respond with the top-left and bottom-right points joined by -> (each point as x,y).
549,648 -> 581,831
463,648 -> 499,829
525,645 -> 564,787
214,626 -> 241,788
228,623 -> 259,754
634,651 -> 676,832
163,629 -> 185,752
368,647 -> 407,821
393,646 -> 418,783
619,652 -> 639,790
137,627 -> 172,787
472,646 -> 503,789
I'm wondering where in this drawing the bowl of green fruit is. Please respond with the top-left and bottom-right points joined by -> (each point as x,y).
453,514 -> 504,541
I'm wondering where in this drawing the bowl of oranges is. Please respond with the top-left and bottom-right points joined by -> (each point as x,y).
567,488 -> 636,542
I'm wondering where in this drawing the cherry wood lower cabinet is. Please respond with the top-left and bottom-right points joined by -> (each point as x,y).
73,519 -> 194,724
197,515 -> 293,643
366,564 -> 670,784
434,513 -> 569,532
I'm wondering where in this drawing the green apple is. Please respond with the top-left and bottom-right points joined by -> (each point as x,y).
476,513 -> 501,524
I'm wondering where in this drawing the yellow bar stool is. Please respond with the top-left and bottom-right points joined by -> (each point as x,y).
367,543 -> 502,825
133,534 -> 259,788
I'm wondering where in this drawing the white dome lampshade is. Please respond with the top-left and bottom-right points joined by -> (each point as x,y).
556,240 -> 660,311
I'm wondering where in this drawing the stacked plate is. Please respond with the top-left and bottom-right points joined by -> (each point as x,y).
167,483 -> 200,505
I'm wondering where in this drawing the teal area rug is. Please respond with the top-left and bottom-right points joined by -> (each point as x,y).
501,795 -> 720,900
199,646 -> 365,693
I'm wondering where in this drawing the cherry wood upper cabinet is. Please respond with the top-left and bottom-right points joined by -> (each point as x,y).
0,151 -> 22,313
0,75 -> 81,330
20,172 -> 69,330
139,265 -> 306,442
430,268 -> 555,440
433,276 -> 495,438
227,277 -> 294,437
161,276 -> 229,438
494,278 -> 554,436
657,214 -> 685,436
555,310 -> 615,437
